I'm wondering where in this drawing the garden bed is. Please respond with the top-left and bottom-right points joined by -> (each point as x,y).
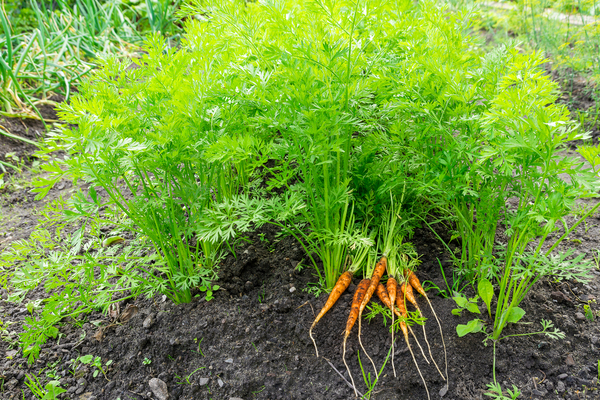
1,175 -> 600,399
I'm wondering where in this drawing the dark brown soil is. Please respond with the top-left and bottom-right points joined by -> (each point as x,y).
0,99 -> 62,175
1,185 -> 600,400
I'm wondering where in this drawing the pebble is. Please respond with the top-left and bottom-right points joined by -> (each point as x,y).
557,381 -> 566,393
225,358 -> 233,363
575,312 -> 586,321
143,314 -> 154,329
218,378 -> 224,387
289,287 -> 296,293
77,393 -> 95,400
532,388 -> 547,396
77,378 -> 87,387
592,337 -> 599,344
198,378 -> 209,385
565,354 -> 575,366
439,385 -> 449,397
149,378 -> 169,400
558,373 -> 568,380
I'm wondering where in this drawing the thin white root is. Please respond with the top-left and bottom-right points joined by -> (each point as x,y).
391,312 -> 397,378
427,297 -> 449,388
406,335 -> 431,400
343,337 -> 359,397
358,317 -> 378,379
421,319 -> 445,380
408,325 -> 429,364
309,325 -> 319,358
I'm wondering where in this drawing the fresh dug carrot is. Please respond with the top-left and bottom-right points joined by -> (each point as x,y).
358,257 -> 387,379
400,281 -> 445,381
386,277 -> 398,377
309,271 -> 353,357
406,270 -> 449,389
343,278 -> 371,397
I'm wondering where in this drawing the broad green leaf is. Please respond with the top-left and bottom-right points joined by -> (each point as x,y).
451,309 -> 462,316
452,295 -> 468,308
506,307 -> 526,324
79,354 -> 93,364
466,302 -> 481,314
102,237 -> 125,248
478,278 -> 494,317
456,319 -> 484,337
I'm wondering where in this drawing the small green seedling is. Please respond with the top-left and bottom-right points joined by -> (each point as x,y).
485,381 -> 521,400
175,366 -> 205,385
25,374 -> 66,400
72,355 -> 112,380
193,337 -> 204,356
199,283 -> 220,301
143,357 -> 151,365
584,304 -> 595,321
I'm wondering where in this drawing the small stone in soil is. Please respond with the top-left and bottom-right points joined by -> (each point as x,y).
218,378 -> 224,387
556,381 -> 566,393
225,358 -> 233,363
289,287 -> 296,293
143,314 -> 154,329
558,373 -> 568,379
149,378 -> 168,400
198,378 -> 209,385
439,385 -> 448,397
575,312 -> 586,321
565,354 -> 575,366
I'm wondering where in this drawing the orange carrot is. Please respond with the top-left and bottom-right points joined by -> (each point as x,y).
358,257 -> 387,379
343,278 -> 371,397
406,270 -> 427,297
400,281 -> 419,309
359,257 -> 387,314
386,277 -> 398,377
406,270 -> 449,388
309,271 -> 353,357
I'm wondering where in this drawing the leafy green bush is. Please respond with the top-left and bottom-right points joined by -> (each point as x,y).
36,0 -> 599,295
